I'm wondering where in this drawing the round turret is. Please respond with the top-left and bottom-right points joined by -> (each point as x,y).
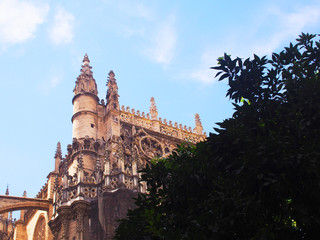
72,54 -> 99,139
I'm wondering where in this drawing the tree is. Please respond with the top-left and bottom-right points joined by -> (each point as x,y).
114,33 -> 320,240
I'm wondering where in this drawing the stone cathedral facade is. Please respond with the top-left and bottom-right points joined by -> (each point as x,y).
0,54 -> 206,240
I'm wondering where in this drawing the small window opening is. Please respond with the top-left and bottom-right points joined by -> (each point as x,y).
91,124 -> 94,128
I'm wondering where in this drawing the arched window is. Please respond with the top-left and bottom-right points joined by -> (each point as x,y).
33,215 -> 46,240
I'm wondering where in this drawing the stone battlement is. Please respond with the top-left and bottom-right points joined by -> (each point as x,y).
120,105 -> 206,144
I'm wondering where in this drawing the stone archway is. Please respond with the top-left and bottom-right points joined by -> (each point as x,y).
33,215 -> 46,240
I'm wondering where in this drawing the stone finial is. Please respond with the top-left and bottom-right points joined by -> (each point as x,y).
55,142 -> 62,172
106,70 -> 120,111
5,185 -> 9,195
108,70 -> 115,79
150,97 -> 158,120
74,54 -> 98,96
23,191 -> 27,198
194,113 -> 204,135
55,142 -> 62,159
83,53 -> 90,65
81,54 -> 92,73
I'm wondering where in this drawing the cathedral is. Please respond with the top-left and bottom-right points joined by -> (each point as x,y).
0,54 -> 206,240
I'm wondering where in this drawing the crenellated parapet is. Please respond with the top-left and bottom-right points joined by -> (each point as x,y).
119,102 -> 206,144
36,183 -> 48,199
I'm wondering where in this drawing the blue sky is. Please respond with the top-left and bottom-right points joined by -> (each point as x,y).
0,0 -> 319,205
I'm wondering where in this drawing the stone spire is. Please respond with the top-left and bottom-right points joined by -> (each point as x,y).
5,185 -> 9,195
194,113 -> 203,135
150,97 -> 158,120
54,142 -> 62,172
55,142 -> 62,159
74,54 -> 98,96
106,70 -> 120,112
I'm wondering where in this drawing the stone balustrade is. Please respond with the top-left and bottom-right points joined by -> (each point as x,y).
119,105 -> 206,143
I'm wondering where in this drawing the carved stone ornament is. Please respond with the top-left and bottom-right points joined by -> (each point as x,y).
139,136 -> 163,159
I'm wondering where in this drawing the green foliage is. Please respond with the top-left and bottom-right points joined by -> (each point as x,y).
114,33 -> 320,239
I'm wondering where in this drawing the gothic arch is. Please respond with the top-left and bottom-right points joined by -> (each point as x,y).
33,214 -> 46,240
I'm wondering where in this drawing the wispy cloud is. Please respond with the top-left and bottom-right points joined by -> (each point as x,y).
49,7 -> 74,45
145,15 -> 177,66
190,3 -> 320,84
251,5 -> 320,55
39,74 -> 62,96
0,0 -> 49,47
190,49 -> 220,84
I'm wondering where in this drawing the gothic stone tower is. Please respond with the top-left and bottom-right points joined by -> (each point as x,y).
45,54 -> 207,240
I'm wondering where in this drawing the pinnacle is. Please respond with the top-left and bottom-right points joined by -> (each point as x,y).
5,185 -> 9,195
106,69 -> 119,111
150,97 -> 158,120
108,70 -> 115,79
83,53 -> 90,64
74,54 -> 97,96
194,113 -> 203,134
80,53 -> 93,74
195,113 -> 202,127
195,113 -> 201,124
55,141 -> 62,159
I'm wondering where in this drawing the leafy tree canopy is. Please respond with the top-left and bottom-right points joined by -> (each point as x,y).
114,33 -> 320,240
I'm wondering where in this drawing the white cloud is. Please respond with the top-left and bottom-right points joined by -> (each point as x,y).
0,0 -> 49,45
49,7 -> 74,45
190,50 -> 220,84
250,5 -> 320,55
145,15 -> 177,66
39,75 -> 62,95
190,3 -> 320,84
280,5 -> 320,35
